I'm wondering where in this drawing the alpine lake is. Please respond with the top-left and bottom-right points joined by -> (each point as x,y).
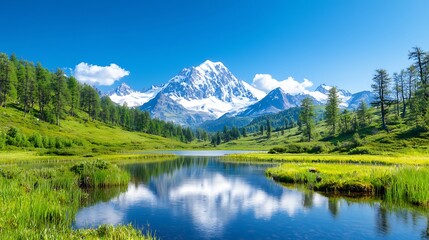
73,151 -> 429,239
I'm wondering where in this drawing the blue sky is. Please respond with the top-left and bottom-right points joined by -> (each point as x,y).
1,0 -> 429,93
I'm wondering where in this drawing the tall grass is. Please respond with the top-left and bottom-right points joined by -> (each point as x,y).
264,162 -> 429,206
0,160 -> 153,239
386,167 -> 429,206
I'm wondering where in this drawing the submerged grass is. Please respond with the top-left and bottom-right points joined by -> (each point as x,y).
0,160 -> 155,239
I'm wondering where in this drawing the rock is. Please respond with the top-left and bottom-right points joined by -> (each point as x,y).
308,168 -> 319,173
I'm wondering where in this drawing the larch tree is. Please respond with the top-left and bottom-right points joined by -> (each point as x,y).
392,72 -> 401,118
408,47 -> 429,122
356,100 -> 369,128
52,69 -> 67,126
371,69 -> 391,131
35,63 -> 52,121
0,53 -> 18,107
299,97 -> 315,142
67,76 -> 80,116
325,86 -> 340,135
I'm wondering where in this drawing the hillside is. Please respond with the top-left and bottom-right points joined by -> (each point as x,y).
216,115 -> 429,155
0,104 -> 190,157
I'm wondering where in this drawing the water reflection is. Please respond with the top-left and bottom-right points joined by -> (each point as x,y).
75,157 -> 429,239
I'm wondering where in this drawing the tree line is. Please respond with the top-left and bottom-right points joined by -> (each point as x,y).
298,46 -> 429,141
0,53 -> 209,143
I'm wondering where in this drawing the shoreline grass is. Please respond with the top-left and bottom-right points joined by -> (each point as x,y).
228,153 -> 429,166
0,150 -> 176,165
227,153 -> 429,207
0,160 -> 155,239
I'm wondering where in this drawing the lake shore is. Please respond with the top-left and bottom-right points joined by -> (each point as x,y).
226,153 -> 429,206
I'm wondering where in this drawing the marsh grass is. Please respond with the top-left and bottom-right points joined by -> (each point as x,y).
70,160 -> 130,187
230,153 -> 429,166
266,163 -> 392,194
263,161 -> 429,206
0,160 -> 154,239
386,167 -> 429,206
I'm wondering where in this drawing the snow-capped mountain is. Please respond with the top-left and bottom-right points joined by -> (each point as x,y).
106,61 -> 374,127
160,60 -> 264,118
140,92 -> 213,126
108,83 -> 164,107
308,84 -> 352,107
238,87 -> 301,117
139,60 -> 265,125
346,91 -> 374,109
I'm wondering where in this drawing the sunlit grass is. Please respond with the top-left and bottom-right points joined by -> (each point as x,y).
229,153 -> 429,166
0,160 -> 156,239
261,161 -> 429,206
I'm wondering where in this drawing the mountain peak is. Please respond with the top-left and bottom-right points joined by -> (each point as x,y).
110,82 -> 134,96
315,84 -> 332,94
197,60 -> 226,72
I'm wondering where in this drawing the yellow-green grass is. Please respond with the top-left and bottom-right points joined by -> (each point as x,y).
266,163 -> 391,194
0,106 -> 193,154
0,160 -> 155,239
0,149 -> 177,165
228,153 -> 429,166
265,162 -> 429,206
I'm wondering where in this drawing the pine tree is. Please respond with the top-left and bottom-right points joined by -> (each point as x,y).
0,53 -> 18,107
52,69 -> 67,126
393,73 -> 401,118
266,119 -> 272,138
299,97 -> 315,142
356,100 -> 369,127
67,76 -> 80,116
325,86 -> 340,135
408,47 -> 429,124
371,69 -> 391,131
35,63 -> 52,121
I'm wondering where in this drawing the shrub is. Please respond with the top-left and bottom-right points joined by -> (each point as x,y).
70,160 -> 129,188
309,144 -> 329,154
349,147 -> 371,155
352,133 -> 364,147
0,132 -> 6,149
268,147 -> 286,154
29,133 -> 44,148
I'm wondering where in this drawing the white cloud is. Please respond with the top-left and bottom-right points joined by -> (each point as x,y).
252,74 -> 313,95
73,62 -> 129,86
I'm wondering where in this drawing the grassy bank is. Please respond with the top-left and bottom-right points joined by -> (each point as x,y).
228,153 -> 429,206
229,153 -> 429,166
0,160 -> 155,239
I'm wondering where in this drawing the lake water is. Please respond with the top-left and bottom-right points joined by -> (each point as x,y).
74,153 -> 429,239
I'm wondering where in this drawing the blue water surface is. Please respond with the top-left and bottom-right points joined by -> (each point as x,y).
74,155 -> 429,239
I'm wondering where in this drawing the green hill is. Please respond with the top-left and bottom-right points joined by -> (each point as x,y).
217,115 -> 429,156
0,104 -> 190,159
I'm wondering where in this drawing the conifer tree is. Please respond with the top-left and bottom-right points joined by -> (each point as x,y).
325,86 -> 340,135
299,97 -> 315,142
371,69 -> 391,131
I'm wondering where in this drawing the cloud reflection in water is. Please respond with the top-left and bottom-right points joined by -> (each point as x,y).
75,168 -> 327,236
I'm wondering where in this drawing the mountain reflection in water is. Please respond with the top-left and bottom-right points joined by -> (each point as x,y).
74,157 -> 429,240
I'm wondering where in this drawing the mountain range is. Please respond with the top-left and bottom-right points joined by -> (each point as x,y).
107,60 -> 374,129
